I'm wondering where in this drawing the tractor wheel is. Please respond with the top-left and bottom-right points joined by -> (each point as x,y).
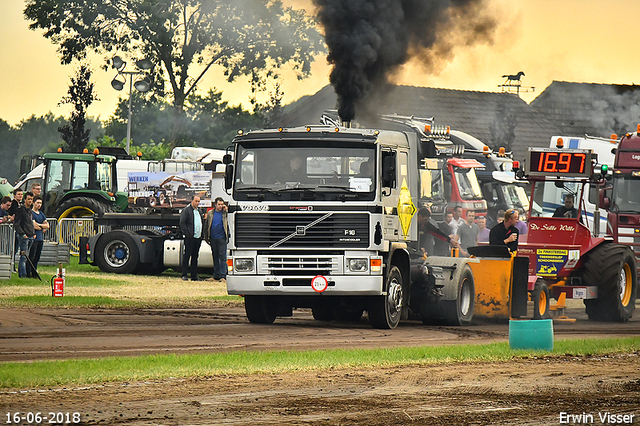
442,266 -> 475,326
94,230 -> 140,274
583,244 -> 637,322
54,196 -> 114,219
244,295 -> 278,324
368,265 -> 404,329
532,279 -> 551,320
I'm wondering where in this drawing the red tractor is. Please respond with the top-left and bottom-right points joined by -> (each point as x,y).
515,147 -> 637,322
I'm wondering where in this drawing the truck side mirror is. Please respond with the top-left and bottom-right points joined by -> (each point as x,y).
381,152 -> 396,188
224,164 -> 234,190
223,154 -> 232,165
599,188 -> 610,210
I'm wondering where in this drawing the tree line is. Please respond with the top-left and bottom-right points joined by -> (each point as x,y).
0,0 -> 324,184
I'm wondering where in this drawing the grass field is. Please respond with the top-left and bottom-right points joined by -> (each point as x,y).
1,337 -> 639,389
0,257 -> 239,308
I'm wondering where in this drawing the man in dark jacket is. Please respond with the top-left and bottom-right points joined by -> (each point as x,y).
179,195 -> 203,281
14,191 -> 35,278
489,209 -> 519,252
204,197 -> 230,281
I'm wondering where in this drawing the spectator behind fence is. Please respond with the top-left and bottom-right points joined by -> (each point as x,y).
27,196 -> 49,278
0,196 -> 11,223
14,191 -> 35,278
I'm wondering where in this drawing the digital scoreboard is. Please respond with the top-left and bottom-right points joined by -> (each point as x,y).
525,148 -> 595,177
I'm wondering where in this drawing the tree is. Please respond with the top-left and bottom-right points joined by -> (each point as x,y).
58,64 -> 99,152
25,0 -> 325,148
489,102 -> 517,153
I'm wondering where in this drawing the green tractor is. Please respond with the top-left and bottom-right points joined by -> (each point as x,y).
17,151 -> 129,219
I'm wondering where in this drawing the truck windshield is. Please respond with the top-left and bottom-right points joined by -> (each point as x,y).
612,175 -> 640,213
420,169 -> 445,201
454,167 -> 483,200
501,184 -> 530,211
234,142 -> 376,201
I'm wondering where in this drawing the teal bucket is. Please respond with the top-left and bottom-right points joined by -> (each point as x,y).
509,319 -> 554,351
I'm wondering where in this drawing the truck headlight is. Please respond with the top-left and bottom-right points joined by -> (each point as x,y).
348,258 -> 368,272
234,258 -> 254,272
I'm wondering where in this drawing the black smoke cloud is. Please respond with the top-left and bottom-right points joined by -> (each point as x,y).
313,0 -> 497,121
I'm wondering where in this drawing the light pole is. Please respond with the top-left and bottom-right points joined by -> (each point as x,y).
111,56 -> 154,154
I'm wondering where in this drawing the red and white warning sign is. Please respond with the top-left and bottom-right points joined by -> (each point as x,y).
311,275 -> 329,293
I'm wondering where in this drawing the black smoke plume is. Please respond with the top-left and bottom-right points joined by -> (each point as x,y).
313,0 -> 497,121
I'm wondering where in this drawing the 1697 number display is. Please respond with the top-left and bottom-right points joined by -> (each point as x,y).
527,149 -> 593,177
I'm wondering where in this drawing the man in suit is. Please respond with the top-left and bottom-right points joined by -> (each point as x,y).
179,195 -> 203,281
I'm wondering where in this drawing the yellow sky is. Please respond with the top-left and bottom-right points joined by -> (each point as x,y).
1,0 -> 640,126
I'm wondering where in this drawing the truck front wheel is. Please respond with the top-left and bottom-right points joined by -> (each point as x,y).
245,295 -> 278,324
368,265 -> 404,329
95,231 -> 140,274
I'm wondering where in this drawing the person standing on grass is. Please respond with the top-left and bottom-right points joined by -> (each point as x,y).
204,197 -> 230,281
14,191 -> 35,278
179,195 -> 203,281
27,196 -> 49,278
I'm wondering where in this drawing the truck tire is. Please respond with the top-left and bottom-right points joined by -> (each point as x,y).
312,302 -> 333,321
94,230 -> 140,274
532,279 -> 551,320
442,266 -> 475,326
368,265 -> 404,329
54,196 -> 114,219
245,295 -> 277,324
583,244 -> 637,322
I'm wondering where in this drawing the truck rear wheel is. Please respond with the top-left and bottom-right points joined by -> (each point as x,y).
95,230 -> 139,274
54,196 -> 114,219
442,266 -> 475,326
532,279 -> 551,320
245,295 -> 277,324
583,244 -> 637,322
368,265 -> 404,329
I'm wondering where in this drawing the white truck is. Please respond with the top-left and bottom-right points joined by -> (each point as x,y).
222,124 -> 530,329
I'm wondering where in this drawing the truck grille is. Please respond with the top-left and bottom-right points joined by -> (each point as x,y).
235,213 -> 369,248
264,256 -> 337,276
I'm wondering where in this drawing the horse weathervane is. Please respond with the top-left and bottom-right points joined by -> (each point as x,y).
499,71 -> 535,96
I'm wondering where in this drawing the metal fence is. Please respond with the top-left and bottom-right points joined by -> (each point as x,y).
0,223 -> 15,257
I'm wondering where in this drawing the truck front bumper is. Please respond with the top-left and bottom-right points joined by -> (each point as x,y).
227,275 -> 384,296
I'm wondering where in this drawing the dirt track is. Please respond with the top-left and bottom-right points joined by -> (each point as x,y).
1,305 -> 639,425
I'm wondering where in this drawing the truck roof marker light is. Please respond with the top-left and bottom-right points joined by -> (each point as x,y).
611,134 -> 618,143
83,149 -> 89,153
334,127 -> 340,132
637,124 -> 640,133
556,137 -> 564,148
306,126 -> 312,132
93,148 -> 100,155
632,171 -> 640,177
499,147 -> 506,156
237,129 -> 243,135
374,130 -> 380,136
512,160 -> 520,171
137,151 -> 142,158
446,126 -> 450,134
57,148 -> 62,152
425,124 -> 431,134
278,127 -> 284,132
